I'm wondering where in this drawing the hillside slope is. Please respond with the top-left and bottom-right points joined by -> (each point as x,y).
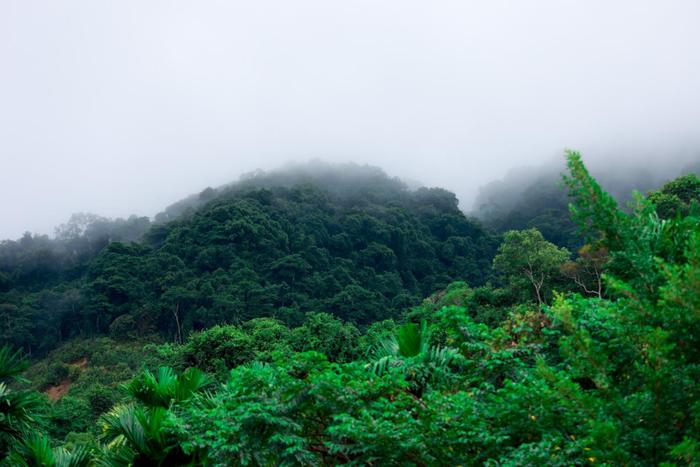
1,163 -> 496,355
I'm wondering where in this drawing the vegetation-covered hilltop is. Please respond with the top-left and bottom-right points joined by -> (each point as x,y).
2,154 -> 700,465
1,163 -> 496,356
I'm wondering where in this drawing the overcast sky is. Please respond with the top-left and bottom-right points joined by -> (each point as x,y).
1,1 -> 699,240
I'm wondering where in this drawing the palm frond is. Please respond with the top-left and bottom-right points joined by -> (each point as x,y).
17,432 -> 55,466
395,323 -> 422,357
95,433 -> 135,467
126,366 -> 210,408
173,367 -> 211,403
101,404 -> 148,454
371,355 -> 401,376
0,383 -> 44,437
426,345 -> 460,368
368,321 -> 460,382
0,346 -> 29,381
7,432 -> 91,467
371,336 -> 399,360
191,389 -> 218,411
100,403 -> 176,464
368,334 -> 400,376
126,367 -> 176,408
54,445 -> 93,467
418,321 -> 432,355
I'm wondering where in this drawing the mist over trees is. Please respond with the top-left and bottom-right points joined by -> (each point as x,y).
2,0 -> 700,462
154,161 -> 413,223
0,214 -> 150,291
3,152 -> 700,465
2,158 -> 698,357
471,155 -> 699,250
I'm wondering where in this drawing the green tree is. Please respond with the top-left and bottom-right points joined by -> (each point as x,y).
290,312 -> 360,362
182,325 -> 255,374
647,173 -> 700,218
493,228 -> 570,306
560,243 -> 608,297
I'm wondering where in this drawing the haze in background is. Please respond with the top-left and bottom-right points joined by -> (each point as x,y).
1,0 -> 699,240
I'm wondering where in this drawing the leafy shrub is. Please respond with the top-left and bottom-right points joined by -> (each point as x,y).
108,314 -> 137,340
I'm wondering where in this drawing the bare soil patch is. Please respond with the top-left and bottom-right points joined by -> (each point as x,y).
43,357 -> 88,401
45,379 -> 72,401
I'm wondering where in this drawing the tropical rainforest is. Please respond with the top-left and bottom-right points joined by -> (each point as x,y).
1,152 -> 700,466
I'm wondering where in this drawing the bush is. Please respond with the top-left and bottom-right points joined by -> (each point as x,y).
290,312 -> 360,362
109,314 -> 137,340
85,384 -> 118,415
48,396 -> 93,439
184,325 -> 255,373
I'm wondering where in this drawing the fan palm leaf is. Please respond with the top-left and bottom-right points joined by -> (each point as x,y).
100,402 -> 197,466
173,368 -> 210,404
0,382 -> 44,442
8,433 -> 92,467
126,367 -> 211,409
369,321 -> 460,380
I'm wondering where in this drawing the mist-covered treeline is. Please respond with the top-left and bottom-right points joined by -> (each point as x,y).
154,161 -> 413,223
0,214 -> 150,291
472,156 -> 700,250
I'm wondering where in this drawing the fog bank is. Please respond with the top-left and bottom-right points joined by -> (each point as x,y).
1,1 -> 699,239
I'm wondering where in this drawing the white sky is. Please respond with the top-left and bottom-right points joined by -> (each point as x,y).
1,0 -> 699,239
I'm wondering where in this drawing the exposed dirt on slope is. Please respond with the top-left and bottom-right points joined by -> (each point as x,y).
45,379 -> 72,401
43,357 -> 88,401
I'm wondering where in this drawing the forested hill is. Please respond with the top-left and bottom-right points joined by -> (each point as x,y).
0,163 -> 496,355
3,155 -> 700,465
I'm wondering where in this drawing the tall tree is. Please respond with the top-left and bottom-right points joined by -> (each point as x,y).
493,228 -> 570,306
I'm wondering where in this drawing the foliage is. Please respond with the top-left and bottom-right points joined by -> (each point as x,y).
99,365 -> 210,466
126,367 -> 210,409
8,432 -> 91,467
0,346 -> 45,461
3,154 -> 700,465
100,404 -> 194,466
493,228 -> 570,305
289,312 -> 360,362
560,243 -> 608,297
369,321 -> 461,397
647,173 -> 700,218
